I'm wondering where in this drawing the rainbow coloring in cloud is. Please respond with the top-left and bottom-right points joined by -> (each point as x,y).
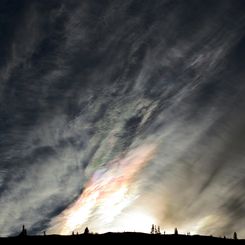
49,144 -> 157,234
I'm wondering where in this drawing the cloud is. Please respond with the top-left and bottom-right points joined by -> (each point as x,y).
0,0 -> 245,238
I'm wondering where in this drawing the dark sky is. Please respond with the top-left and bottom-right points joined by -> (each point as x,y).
0,0 -> 245,238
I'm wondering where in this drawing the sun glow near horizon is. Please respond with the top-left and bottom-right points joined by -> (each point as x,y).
48,144 -> 157,235
111,211 -> 157,233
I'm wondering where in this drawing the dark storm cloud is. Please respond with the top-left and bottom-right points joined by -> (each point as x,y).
0,0 -> 245,237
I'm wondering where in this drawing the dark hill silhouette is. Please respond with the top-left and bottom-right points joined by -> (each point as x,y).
0,232 -> 244,244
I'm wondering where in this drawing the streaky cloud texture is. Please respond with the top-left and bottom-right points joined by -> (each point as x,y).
0,0 -> 245,238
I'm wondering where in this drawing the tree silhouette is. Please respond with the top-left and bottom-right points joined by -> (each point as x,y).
174,227 -> 178,235
157,226 -> 161,234
151,224 -> 154,234
154,225 -> 158,234
84,227 -> 89,234
233,232 -> 237,240
19,225 -> 27,236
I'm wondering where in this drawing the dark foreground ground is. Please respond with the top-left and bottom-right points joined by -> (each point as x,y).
0,233 -> 243,244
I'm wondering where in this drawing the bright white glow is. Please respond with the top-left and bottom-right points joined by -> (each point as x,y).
97,185 -> 135,223
114,211 -> 156,233
66,192 -> 99,231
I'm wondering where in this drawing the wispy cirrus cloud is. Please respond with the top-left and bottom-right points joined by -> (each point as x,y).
0,0 -> 245,238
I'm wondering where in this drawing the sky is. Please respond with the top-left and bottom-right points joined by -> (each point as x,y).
0,0 -> 245,238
